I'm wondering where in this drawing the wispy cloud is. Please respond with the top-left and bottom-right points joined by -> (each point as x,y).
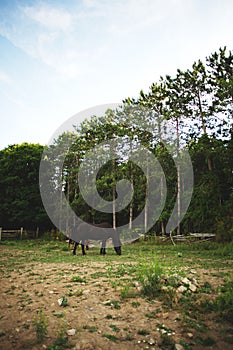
22,4 -> 74,32
0,71 -> 12,85
0,0 -> 230,83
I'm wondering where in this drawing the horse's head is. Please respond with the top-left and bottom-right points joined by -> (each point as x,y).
114,245 -> 121,255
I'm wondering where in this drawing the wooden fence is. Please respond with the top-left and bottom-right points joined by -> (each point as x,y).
0,227 -> 39,240
160,232 -> 216,244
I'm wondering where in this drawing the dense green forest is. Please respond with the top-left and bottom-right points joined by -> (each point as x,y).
0,47 -> 232,241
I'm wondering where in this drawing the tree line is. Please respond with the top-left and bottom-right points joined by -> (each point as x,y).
0,47 -> 232,240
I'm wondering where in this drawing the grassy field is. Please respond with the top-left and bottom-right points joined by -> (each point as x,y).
0,238 -> 232,350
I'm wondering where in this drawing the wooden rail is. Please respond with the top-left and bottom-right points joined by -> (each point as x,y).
159,232 -> 216,244
0,227 -> 39,240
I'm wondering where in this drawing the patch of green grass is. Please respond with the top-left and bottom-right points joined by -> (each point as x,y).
83,324 -> 98,332
145,310 -> 159,319
105,314 -> 113,319
120,284 -> 137,299
71,275 -> 86,283
54,312 -> 65,318
136,259 -> 163,298
59,296 -> 69,307
102,334 -> 118,342
131,301 -> 140,308
195,335 -> 216,347
159,333 -> 175,349
125,332 -> 133,340
137,329 -> 150,335
105,300 -> 121,309
216,278 -> 233,323
109,324 -> 120,333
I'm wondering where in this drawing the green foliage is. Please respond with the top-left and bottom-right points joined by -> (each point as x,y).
48,319 -> 73,350
32,309 -> 48,343
105,300 -> 121,309
102,334 -> 118,342
109,324 -> 120,333
216,279 -> 233,323
120,284 -> 137,299
137,329 -> 150,335
59,296 -> 68,307
136,260 -> 163,298
71,275 -> 86,283
159,333 -> 175,349
0,143 -> 50,229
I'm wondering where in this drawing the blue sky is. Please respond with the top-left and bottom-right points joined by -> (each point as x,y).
0,0 -> 232,149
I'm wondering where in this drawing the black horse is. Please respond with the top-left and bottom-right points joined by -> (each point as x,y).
72,222 -> 121,256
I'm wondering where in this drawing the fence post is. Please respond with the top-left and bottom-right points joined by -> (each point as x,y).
0,227 -> 2,241
36,227 -> 39,239
20,227 -> 23,240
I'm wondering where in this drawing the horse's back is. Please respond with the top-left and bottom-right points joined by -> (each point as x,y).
92,222 -> 112,228
76,222 -> 112,241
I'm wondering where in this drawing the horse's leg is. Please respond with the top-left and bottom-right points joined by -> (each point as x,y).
73,242 -> 79,255
100,240 -> 106,255
81,243 -> 86,256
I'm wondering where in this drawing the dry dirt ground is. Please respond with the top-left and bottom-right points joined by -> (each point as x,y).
0,244 -> 232,350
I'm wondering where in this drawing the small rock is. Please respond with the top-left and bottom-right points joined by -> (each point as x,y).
15,328 -> 20,333
57,298 -> 63,306
189,284 -> 197,292
83,289 -> 90,294
161,286 -> 168,292
187,332 -> 193,338
181,277 -> 190,285
49,291 -> 54,294
67,329 -> 76,336
175,344 -> 184,350
190,269 -> 196,274
148,338 -> 155,345
177,285 -> 187,293
192,278 -> 198,286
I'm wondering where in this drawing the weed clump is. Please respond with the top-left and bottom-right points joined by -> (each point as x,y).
136,260 -> 163,298
32,309 -> 48,343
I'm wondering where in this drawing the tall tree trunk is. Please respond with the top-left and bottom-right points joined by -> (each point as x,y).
197,90 -> 212,171
129,168 -> 133,229
129,138 -> 133,229
161,220 -> 166,236
112,157 -> 116,229
144,149 -> 149,233
66,172 -> 70,232
176,118 -> 181,235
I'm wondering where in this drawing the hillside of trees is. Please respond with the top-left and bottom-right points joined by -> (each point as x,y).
0,47 -> 232,241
